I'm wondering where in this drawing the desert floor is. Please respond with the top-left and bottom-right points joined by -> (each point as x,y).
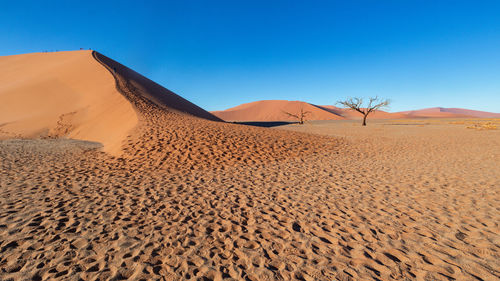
1,118 -> 499,281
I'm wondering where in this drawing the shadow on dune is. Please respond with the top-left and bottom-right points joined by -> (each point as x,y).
92,51 -> 221,122
309,104 -> 346,118
232,121 -> 297,128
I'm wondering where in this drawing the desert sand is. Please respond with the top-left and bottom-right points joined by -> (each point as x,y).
1,52 -> 499,281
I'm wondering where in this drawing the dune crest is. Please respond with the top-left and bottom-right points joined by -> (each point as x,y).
0,51 -> 138,154
211,100 -> 345,122
400,107 -> 500,118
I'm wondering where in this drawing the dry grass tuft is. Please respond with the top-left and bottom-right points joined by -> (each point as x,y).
387,118 -> 500,130
466,122 -> 498,130
448,119 -> 500,130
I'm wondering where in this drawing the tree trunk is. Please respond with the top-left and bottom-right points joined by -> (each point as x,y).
362,114 -> 367,126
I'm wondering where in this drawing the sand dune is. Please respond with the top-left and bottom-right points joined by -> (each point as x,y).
211,101 -> 411,122
0,51 -> 220,155
400,107 -> 500,118
0,51 -> 138,154
213,101 -> 500,122
211,100 -> 344,122
1,51 -> 499,280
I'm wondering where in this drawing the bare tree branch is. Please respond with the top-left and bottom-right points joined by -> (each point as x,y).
283,111 -> 299,119
282,108 -> 311,124
338,98 -> 366,115
337,96 -> 390,126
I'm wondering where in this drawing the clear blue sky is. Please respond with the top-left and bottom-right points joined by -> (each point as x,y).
1,1 -> 499,112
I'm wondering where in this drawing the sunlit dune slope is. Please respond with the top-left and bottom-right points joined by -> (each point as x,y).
0,50 -> 137,154
211,100 -> 345,122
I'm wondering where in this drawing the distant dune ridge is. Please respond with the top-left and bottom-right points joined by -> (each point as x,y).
211,100 -> 345,122
212,100 -> 500,122
399,107 -> 500,118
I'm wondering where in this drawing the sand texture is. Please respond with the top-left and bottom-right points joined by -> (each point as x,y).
1,52 -> 499,280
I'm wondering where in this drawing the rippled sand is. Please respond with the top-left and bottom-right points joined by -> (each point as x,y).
1,117 -> 499,280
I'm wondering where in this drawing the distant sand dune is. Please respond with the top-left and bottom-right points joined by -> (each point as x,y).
212,101 -> 500,122
400,107 -> 500,118
211,100 -> 345,122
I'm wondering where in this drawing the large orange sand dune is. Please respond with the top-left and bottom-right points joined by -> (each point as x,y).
0,51 -> 220,154
0,51 -> 138,154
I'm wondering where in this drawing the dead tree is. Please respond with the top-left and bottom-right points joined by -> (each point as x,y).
283,108 -> 311,124
337,97 -> 390,126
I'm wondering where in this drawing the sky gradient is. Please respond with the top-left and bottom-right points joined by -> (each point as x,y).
1,1 -> 499,112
